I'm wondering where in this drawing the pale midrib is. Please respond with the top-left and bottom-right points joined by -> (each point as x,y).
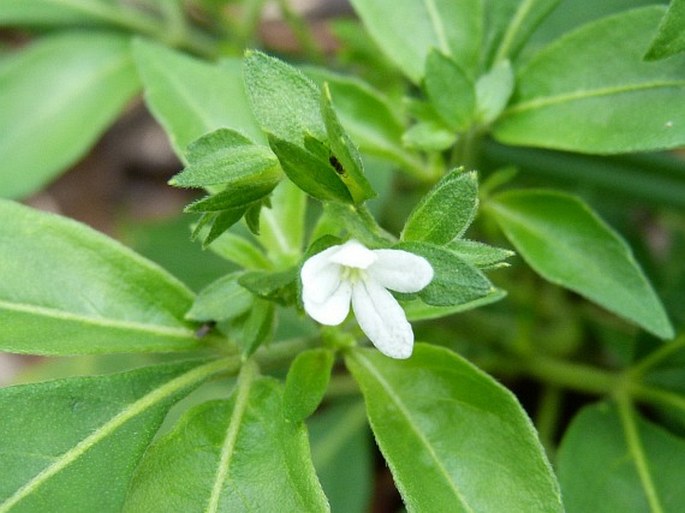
356,353 -> 476,513
505,80 -> 685,114
0,358 -> 233,513
424,0 -> 450,54
0,299 -> 194,339
493,0 -> 536,63
617,397 -> 665,513
205,364 -> 255,513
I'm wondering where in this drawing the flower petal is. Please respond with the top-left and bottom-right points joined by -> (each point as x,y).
303,279 -> 352,325
301,244 -> 344,289
351,278 -> 414,359
367,249 -> 434,293
329,239 -> 377,269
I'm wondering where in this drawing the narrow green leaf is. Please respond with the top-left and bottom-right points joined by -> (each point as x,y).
243,50 -> 326,144
197,210 -> 247,247
259,180 -> 307,268
284,349 -> 335,423
133,39 -> 263,158
244,201 -> 262,235
447,239 -> 515,270
488,189 -> 674,338
0,200 -> 199,355
0,32 -> 139,199
484,0 -> 561,64
170,128 -> 280,188
475,59 -> 514,124
495,7 -> 685,153
321,83 -> 376,203
186,273 -> 253,323
185,179 -> 279,213
424,50 -> 475,131
558,402 -> 685,513
346,345 -> 563,513
239,299 -> 276,357
239,268 -> 298,306
403,288 -> 507,321
124,375 -> 330,512
395,241 -> 495,307
268,135 -> 354,203
208,232 -> 272,270
350,0 -> 482,82
401,169 -> 479,244
0,359 -> 232,513
645,0 -> 685,60
402,121 -> 457,152
309,401 -> 372,513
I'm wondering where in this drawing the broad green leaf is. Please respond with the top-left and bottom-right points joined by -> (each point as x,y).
243,50 -> 326,144
238,299 -> 276,357
0,200 -> 199,355
259,180 -> 307,268
186,273 -> 253,322
645,0 -> 685,60
402,121 -> 456,152
309,401 -> 372,513
558,402 -> 685,513
403,288 -> 507,321
483,0 -> 561,64
268,135 -> 354,203
321,84 -> 376,203
169,128 -> 280,188
123,374 -> 330,513
488,189 -> 674,338
447,239 -> 515,270
494,7 -> 685,153
401,170 -> 478,245
133,39 -> 263,158
0,359 -> 231,513
475,60 -> 514,124
350,0 -> 482,82
395,241 -> 495,307
283,348 -> 335,423
346,345 -> 563,513
0,32 -> 139,199
424,50 -> 475,131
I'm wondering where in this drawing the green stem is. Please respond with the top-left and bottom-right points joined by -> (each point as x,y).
519,356 -> 619,395
535,385 -> 563,457
616,394 -> 665,513
629,336 -> 685,378
325,374 -> 360,399
631,383 -> 685,414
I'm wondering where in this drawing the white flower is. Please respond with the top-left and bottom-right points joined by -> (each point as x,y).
301,239 -> 433,359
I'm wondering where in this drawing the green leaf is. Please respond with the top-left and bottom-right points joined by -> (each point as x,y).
558,402 -> 685,513
424,50 -> 475,131
395,241 -> 495,307
169,128 -> 280,188
401,169 -> 478,245
483,0 -> 561,64
309,401 -> 372,513
305,68 -> 415,169
346,345 -> 563,513
494,7 -> 685,153
403,288 -> 507,321
350,0 -> 482,82
186,273 -> 253,323
447,239 -> 515,270
0,359 -> 231,513
321,83 -> 376,203
123,373 -> 330,513
195,210 -> 247,247
645,0 -> 685,60
207,232 -> 272,270
239,299 -> 276,357
488,189 -> 674,338
133,39 -> 263,158
283,348 -> 335,423
0,32 -> 139,199
259,180 -> 307,268
185,179 -> 279,213
0,200 -> 199,355
239,268 -> 298,306
402,121 -> 456,152
475,59 -> 514,124
268,135 -> 354,203
243,50 -> 326,144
